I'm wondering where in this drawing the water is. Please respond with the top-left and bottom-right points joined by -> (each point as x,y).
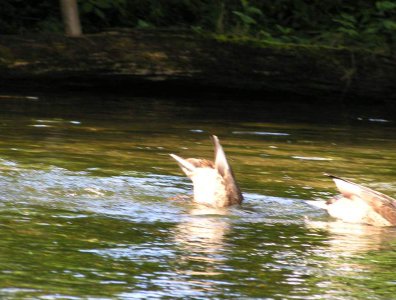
0,93 -> 395,299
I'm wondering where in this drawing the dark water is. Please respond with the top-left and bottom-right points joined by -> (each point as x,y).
0,93 -> 395,299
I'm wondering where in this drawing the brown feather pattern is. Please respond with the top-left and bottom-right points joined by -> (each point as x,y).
328,174 -> 396,226
170,136 -> 243,208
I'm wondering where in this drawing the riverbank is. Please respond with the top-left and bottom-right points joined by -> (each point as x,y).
0,29 -> 395,101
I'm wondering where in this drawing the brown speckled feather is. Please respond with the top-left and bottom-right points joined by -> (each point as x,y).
328,175 -> 396,225
212,135 -> 243,206
170,135 -> 243,207
186,158 -> 215,169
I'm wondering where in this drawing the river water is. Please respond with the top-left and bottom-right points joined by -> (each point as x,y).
0,93 -> 395,299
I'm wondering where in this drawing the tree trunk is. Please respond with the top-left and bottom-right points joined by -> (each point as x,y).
59,0 -> 82,37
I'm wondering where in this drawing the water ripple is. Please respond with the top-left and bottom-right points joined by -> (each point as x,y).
233,131 -> 290,136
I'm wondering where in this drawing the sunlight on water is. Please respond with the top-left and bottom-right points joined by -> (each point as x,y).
0,94 -> 395,299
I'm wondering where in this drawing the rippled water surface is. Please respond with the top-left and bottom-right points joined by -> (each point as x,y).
0,93 -> 396,299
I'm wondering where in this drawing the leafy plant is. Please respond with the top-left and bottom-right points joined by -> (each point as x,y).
376,1 -> 396,11
0,0 -> 394,54
136,19 -> 153,29
333,13 -> 359,38
232,0 -> 263,34
79,0 -> 127,23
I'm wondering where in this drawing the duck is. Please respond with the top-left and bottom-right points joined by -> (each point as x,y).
170,135 -> 243,208
309,174 -> 396,226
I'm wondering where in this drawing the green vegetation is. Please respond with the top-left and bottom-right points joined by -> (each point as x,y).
0,0 -> 395,53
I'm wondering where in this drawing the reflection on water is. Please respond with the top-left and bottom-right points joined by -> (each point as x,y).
304,221 -> 396,300
174,206 -> 230,274
306,220 -> 396,254
0,93 -> 395,299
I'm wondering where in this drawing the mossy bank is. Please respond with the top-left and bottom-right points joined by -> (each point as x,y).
0,29 -> 395,102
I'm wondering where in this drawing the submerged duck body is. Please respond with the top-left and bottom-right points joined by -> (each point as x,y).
312,175 -> 396,226
170,135 -> 243,208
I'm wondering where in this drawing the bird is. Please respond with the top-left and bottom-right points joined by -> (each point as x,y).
309,174 -> 396,226
170,135 -> 243,208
